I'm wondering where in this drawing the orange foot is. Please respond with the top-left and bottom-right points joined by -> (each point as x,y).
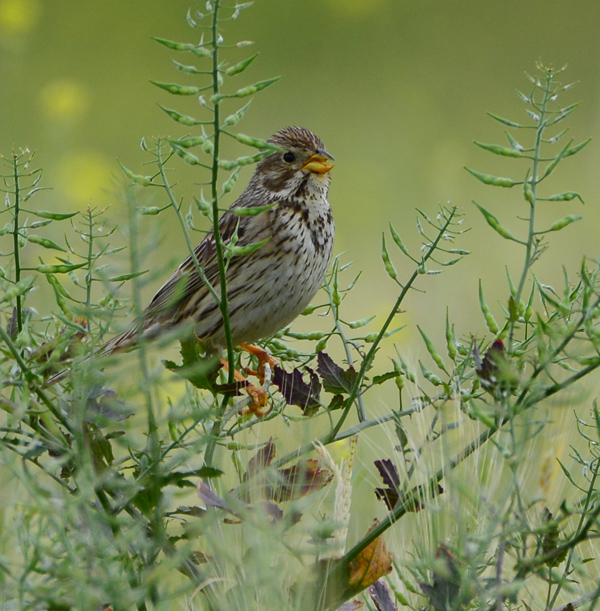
240,344 -> 278,384
220,351 -> 273,417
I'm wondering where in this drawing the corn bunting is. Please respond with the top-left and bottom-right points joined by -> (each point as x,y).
102,126 -> 335,356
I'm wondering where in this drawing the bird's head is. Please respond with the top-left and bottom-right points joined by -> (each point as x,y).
254,126 -> 334,199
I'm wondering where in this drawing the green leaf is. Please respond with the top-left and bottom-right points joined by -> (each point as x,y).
317,351 -> 358,395
372,371 -> 399,385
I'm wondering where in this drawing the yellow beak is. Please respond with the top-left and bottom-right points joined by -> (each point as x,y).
302,150 -> 335,175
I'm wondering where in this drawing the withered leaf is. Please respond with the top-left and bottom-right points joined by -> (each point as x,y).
349,519 -> 393,590
317,351 -> 358,394
374,459 -> 401,510
419,545 -> 461,611
244,438 -> 276,480
267,459 -> 334,503
239,458 -> 333,503
369,580 -> 398,611
337,601 -> 364,610
273,365 -> 321,412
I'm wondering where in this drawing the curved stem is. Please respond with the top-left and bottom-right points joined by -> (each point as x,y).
331,207 -> 458,438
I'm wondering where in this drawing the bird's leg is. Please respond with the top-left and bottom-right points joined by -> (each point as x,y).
239,344 -> 278,385
219,356 -> 271,416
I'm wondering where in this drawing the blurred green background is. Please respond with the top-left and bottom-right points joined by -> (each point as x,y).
2,0 -> 600,578
2,0 -> 600,346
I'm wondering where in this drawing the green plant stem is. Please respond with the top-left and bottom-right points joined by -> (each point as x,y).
11,154 -> 23,334
126,187 -> 163,543
321,424 -> 499,608
509,72 -> 553,349
155,143 -> 220,305
209,0 -> 235,383
515,294 -> 600,410
329,282 -> 367,421
84,207 -> 94,326
0,325 -> 72,432
331,207 -> 457,438
548,449 -> 600,607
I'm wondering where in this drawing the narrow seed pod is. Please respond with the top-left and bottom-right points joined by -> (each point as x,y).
381,235 -> 398,280
548,215 -> 582,231
119,161 -> 152,186
223,101 -> 252,126
474,141 -> 523,158
36,263 -> 87,274
26,235 -> 66,252
159,105 -> 203,126
473,202 -> 514,240
418,326 -> 446,372
151,81 -> 201,96
479,279 -> 499,334
466,167 -> 518,188
31,211 -> 78,221
547,192 -> 583,202
225,53 -> 259,76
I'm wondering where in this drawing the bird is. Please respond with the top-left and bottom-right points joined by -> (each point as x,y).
100,126 -> 335,363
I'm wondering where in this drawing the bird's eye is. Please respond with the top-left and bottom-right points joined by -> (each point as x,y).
282,152 -> 296,163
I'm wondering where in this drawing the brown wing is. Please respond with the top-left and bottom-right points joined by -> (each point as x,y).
101,179 -> 276,354
142,210 -> 239,321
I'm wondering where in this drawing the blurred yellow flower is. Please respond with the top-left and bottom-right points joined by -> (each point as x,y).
0,0 -> 39,35
40,79 -> 90,122
57,151 -> 114,208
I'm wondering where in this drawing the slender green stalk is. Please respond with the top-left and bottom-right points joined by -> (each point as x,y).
209,0 -> 236,383
331,208 -> 458,438
548,452 -> 600,607
509,71 -> 554,348
11,154 -> 23,334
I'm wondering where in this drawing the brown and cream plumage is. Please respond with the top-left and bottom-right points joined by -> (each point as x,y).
102,126 -> 335,355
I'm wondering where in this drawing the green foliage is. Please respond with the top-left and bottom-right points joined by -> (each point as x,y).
1,8 -> 600,611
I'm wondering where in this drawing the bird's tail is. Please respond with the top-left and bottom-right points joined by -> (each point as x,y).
44,324 -> 142,386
